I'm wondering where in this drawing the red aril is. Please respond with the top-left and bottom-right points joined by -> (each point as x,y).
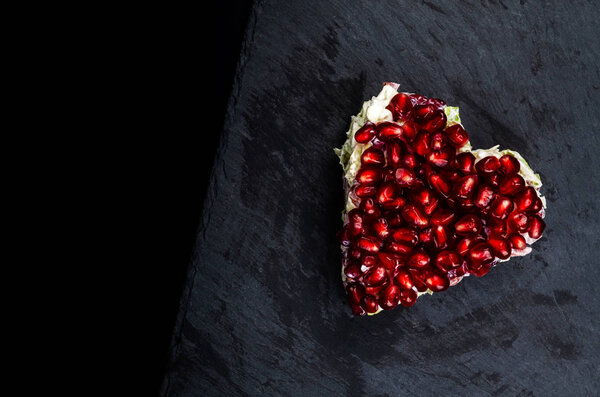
413,104 -> 436,120
346,283 -> 365,305
507,212 -> 530,233
356,168 -> 382,185
467,242 -> 495,268
348,209 -> 364,236
444,124 -> 469,147
514,186 -> 537,212
376,182 -> 397,205
345,264 -> 362,279
381,197 -> 406,211
487,236 -> 511,259
508,233 -> 527,250
400,120 -> 419,141
420,110 -> 447,132
426,147 -> 454,168
361,255 -> 376,269
394,269 -> 414,290
385,211 -> 404,227
528,215 -> 546,239
392,227 -> 419,246
430,132 -> 446,151
399,288 -> 417,307
376,252 -> 399,270
425,271 -> 450,292
361,147 -> 385,167
360,197 -> 381,218
529,197 -> 544,213
376,121 -> 405,141
361,294 -> 379,313
363,266 -> 388,287
414,131 -> 431,156
355,184 -> 377,198
401,153 -> 418,169
456,235 -> 485,256
402,204 -> 430,227
385,241 -> 414,256
435,250 -> 462,272
490,195 -> 514,220
454,152 -> 476,174
386,92 -> 413,120
474,185 -> 496,209
433,225 -> 449,250
355,236 -> 380,253
431,206 -> 457,226
408,249 -> 430,268
387,141 -> 403,166
429,173 -> 451,197
379,284 -> 401,310
372,217 -> 390,239
354,122 -> 376,143
396,167 -> 416,187
476,156 -> 501,174
454,214 -> 483,236
499,154 -> 520,175
453,174 -> 478,199
487,218 -> 508,237
419,227 -> 433,245
498,174 -> 525,196
486,172 -> 502,188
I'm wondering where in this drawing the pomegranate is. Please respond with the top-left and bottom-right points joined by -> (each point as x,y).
337,84 -> 547,315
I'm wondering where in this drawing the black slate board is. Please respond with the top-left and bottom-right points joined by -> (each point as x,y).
162,1 -> 600,395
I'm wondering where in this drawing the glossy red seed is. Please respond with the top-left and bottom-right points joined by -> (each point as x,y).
490,195 -> 514,220
400,288 -> 418,307
360,197 -> 381,218
413,104 -> 436,120
376,252 -> 399,270
435,250 -> 462,272
337,228 -> 351,247
361,294 -> 379,313
400,120 -> 419,141
429,173 -> 451,197
514,186 -> 537,212
344,264 -> 362,279
454,152 -> 476,174
487,218 -> 507,237
379,285 -> 401,310
419,227 -> 433,245
408,249 -> 430,268
454,214 -> 483,236
381,166 -> 396,182
433,225 -> 449,250
395,167 -> 416,187
349,247 -> 362,259
356,236 -> 380,252
528,215 -> 546,239
346,283 -> 365,304
431,206 -> 457,226
394,269 -> 415,290
409,268 -> 430,292
354,122 -> 376,143
348,209 -> 364,236
372,217 -> 390,239
376,121 -> 405,141
456,235 -> 485,256
487,236 -> 511,259
392,227 -> 419,246
420,110 -> 447,132
356,168 -> 382,185
387,141 -> 403,166
430,132 -> 446,151
382,197 -> 406,211
361,147 -> 385,167
386,211 -> 404,227
498,174 -> 525,196
476,156 -> 501,174
361,255 -> 376,269
486,172 -> 501,187
401,153 -> 418,169
508,212 -> 530,233
385,241 -> 414,256
508,233 -> 527,250
350,303 -> 366,316
410,94 -> 446,108
467,242 -> 495,268
402,204 -> 430,228
425,271 -> 450,292
386,92 -> 414,120
529,197 -> 544,213
444,124 -> 469,147
426,147 -> 454,168
414,131 -> 431,156
470,263 -> 491,277
363,266 -> 388,287
376,182 -> 397,205
354,184 -> 377,198
474,185 -> 496,209
453,174 -> 478,199
499,154 -> 521,175
457,197 -> 475,212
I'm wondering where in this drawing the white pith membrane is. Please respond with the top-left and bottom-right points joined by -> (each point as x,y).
334,83 -> 547,315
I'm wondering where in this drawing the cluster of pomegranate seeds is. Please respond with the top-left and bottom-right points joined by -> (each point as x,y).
338,92 -> 546,316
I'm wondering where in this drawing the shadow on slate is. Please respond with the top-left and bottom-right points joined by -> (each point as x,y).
162,1 -> 600,395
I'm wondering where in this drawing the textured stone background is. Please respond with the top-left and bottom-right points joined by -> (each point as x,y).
162,1 -> 600,395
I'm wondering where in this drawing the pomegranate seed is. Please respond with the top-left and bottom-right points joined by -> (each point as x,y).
399,288 -> 418,307
476,156 -> 501,174
344,264 -> 362,279
435,250 -> 462,272
354,184 -> 377,198
376,252 -> 399,270
425,271 -> 450,292
385,211 -> 404,227
488,236 -> 511,259
382,197 -> 406,210
528,215 -> 546,239
409,268 -> 430,292
508,233 -> 527,250
376,182 -> 397,205
487,218 -> 508,237
349,247 -> 362,259
360,197 -> 381,218
348,209 -> 364,236
400,120 -> 419,141
456,235 -> 484,256
474,185 -> 496,209
420,110 -> 447,132
454,152 -> 476,174
426,148 -> 454,168
486,172 -> 501,187
387,141 -> 404,166
419,227 -> 433,245
444,124 -> 469,147
361,147 -> 385,167
376,122 -> 405,142
443,169 -> 461,183
470,263 -> 491,277
356,168 -> 382,185
385,241 -> 414,256
354,122 -> 376,143
414,131 -> 431,156
507,212 -> 530,233
431,206 -> 457,226
410,94 -> 446,108
499,154 -> 520,175
467,242 -> 495,268
430,131 -> 446,151
394,269 -> 414,290
401,153 -> 418,169
355,236 -> 380,253
433,225 -> 449,250
372,217 -> 390,239
361,255 -> 376,269
453,174 -> 478,199
514,186 -> 537,212
363,266 -> 388,287
413,104 -> 436,120
498,174 -> 525,196
381,166 -> 396,182
490,195 -> 514,220
402,204 -> 430,228
457,197 -> 476,212
392,227 -> 419,246
337,228 -> 351,247
361,294 -> 379,313
454,214 -> 483,236
429,173 -> 451,197
395,167 -> 416,187
346,283 -> 365,304
386,92 -> 414,120
407,249 -> 430,268
379,284 -> 401,310
529,197 -> 544,213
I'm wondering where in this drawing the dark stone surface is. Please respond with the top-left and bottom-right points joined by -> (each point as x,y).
162,1 -> 600,395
